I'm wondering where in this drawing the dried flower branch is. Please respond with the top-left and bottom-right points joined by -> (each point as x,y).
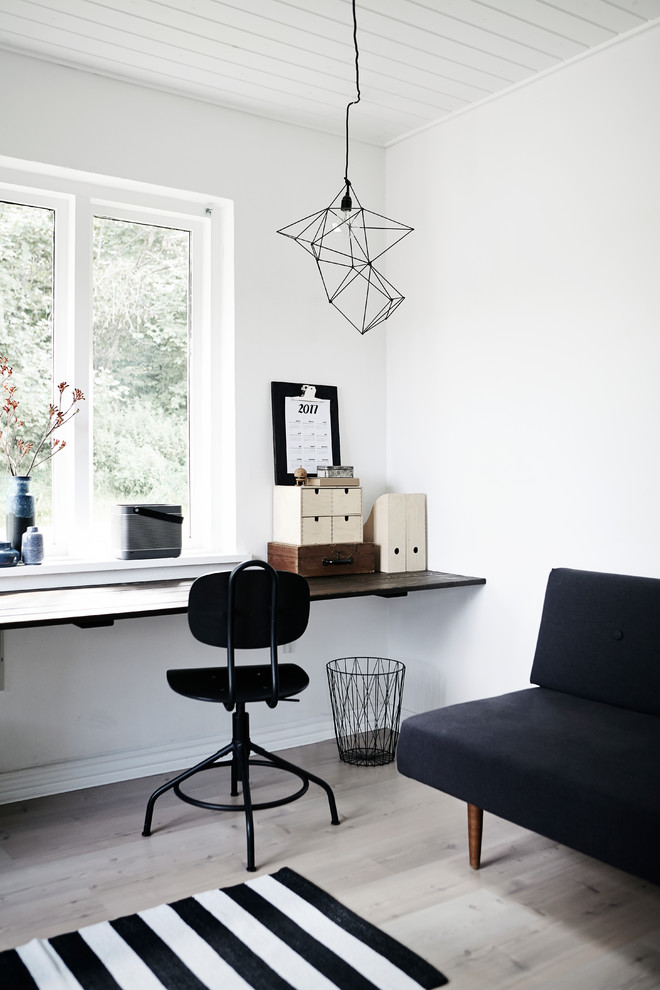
0,357 -> 85,477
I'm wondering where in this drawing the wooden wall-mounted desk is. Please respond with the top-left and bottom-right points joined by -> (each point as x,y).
0,570 -> 485,631
305,570 -> 485,601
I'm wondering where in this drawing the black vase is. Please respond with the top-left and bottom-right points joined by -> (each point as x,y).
6,475 -> 36,554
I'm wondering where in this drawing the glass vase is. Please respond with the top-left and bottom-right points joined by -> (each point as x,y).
6,475 -> 36,554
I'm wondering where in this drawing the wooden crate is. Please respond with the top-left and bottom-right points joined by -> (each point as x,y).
267,541 -> 377,578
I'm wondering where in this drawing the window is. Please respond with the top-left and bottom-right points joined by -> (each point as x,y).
92,214 -> 191,536
0,157 -> 233,561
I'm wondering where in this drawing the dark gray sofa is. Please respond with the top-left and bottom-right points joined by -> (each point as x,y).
397,568 -> 660,885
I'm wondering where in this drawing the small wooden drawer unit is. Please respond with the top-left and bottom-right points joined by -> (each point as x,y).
273,485 -> 363,546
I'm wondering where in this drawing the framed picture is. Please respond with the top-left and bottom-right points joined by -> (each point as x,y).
271,381 -> 341,485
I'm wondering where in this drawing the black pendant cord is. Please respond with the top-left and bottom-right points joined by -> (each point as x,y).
343,0 -> 360,203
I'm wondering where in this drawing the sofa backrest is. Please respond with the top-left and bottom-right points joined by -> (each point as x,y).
530,567 -> 660,717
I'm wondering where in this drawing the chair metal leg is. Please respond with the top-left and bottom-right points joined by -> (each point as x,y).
250,740 -> 340,825
142,740 -> 234,836
231,709 -> 256,870
235,740 -> 256,871
230,753 -> 239,797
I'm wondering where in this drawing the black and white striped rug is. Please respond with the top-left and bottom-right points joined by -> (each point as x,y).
1,867 -> 448,989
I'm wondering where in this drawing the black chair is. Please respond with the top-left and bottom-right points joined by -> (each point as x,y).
142,559 -> 340,871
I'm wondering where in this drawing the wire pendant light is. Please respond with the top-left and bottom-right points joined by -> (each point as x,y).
277,0 -> 413,335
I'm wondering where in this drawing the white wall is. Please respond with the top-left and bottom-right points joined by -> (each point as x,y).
0,52 -> 392,800
385,24 -> 660,711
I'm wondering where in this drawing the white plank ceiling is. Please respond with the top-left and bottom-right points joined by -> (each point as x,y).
1,0 -> 659,146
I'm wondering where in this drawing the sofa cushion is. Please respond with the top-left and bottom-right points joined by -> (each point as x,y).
530,568 -> 660,717
397,687 -> 660,884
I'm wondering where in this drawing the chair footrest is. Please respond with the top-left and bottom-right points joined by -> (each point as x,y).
173,758 -> 310,812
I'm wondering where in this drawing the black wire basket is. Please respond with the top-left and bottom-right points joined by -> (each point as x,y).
326,657 -> 406,766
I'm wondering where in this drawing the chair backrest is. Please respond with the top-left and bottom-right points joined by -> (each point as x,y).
188,561 -> 310,710
530,567 -> 660,717
188,561 -> 310,650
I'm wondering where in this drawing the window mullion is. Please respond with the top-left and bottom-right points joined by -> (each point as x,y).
210,203 -> 235,552
53,195 -> 93,557
187,218 -> 208,550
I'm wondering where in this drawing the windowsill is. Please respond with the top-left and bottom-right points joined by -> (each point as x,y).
0,551 -> 249,593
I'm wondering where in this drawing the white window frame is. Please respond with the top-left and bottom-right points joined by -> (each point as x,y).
0,155 -> 236,573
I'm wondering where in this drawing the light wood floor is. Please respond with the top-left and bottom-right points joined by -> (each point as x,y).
1,739 -> 659,989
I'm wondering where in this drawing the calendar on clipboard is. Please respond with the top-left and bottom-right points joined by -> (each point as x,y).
271,382 -> 341,485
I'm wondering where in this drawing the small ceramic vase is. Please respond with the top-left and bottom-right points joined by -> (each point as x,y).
6,475 -> 35,553
0,541 -> 21,567
21,526 -> 44,565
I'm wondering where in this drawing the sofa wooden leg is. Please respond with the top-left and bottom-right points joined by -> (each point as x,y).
468,803 -> 483,869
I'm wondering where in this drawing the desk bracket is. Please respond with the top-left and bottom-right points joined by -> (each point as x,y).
0,631 -> 4,690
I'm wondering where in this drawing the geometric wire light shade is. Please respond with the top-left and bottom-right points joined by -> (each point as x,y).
277,184 -> 413,334
277,0 -> 413,335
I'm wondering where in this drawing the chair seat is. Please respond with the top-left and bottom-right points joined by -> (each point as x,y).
167,663 -> 310,704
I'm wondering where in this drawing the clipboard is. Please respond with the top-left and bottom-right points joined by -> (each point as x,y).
271,381 -> 341,485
